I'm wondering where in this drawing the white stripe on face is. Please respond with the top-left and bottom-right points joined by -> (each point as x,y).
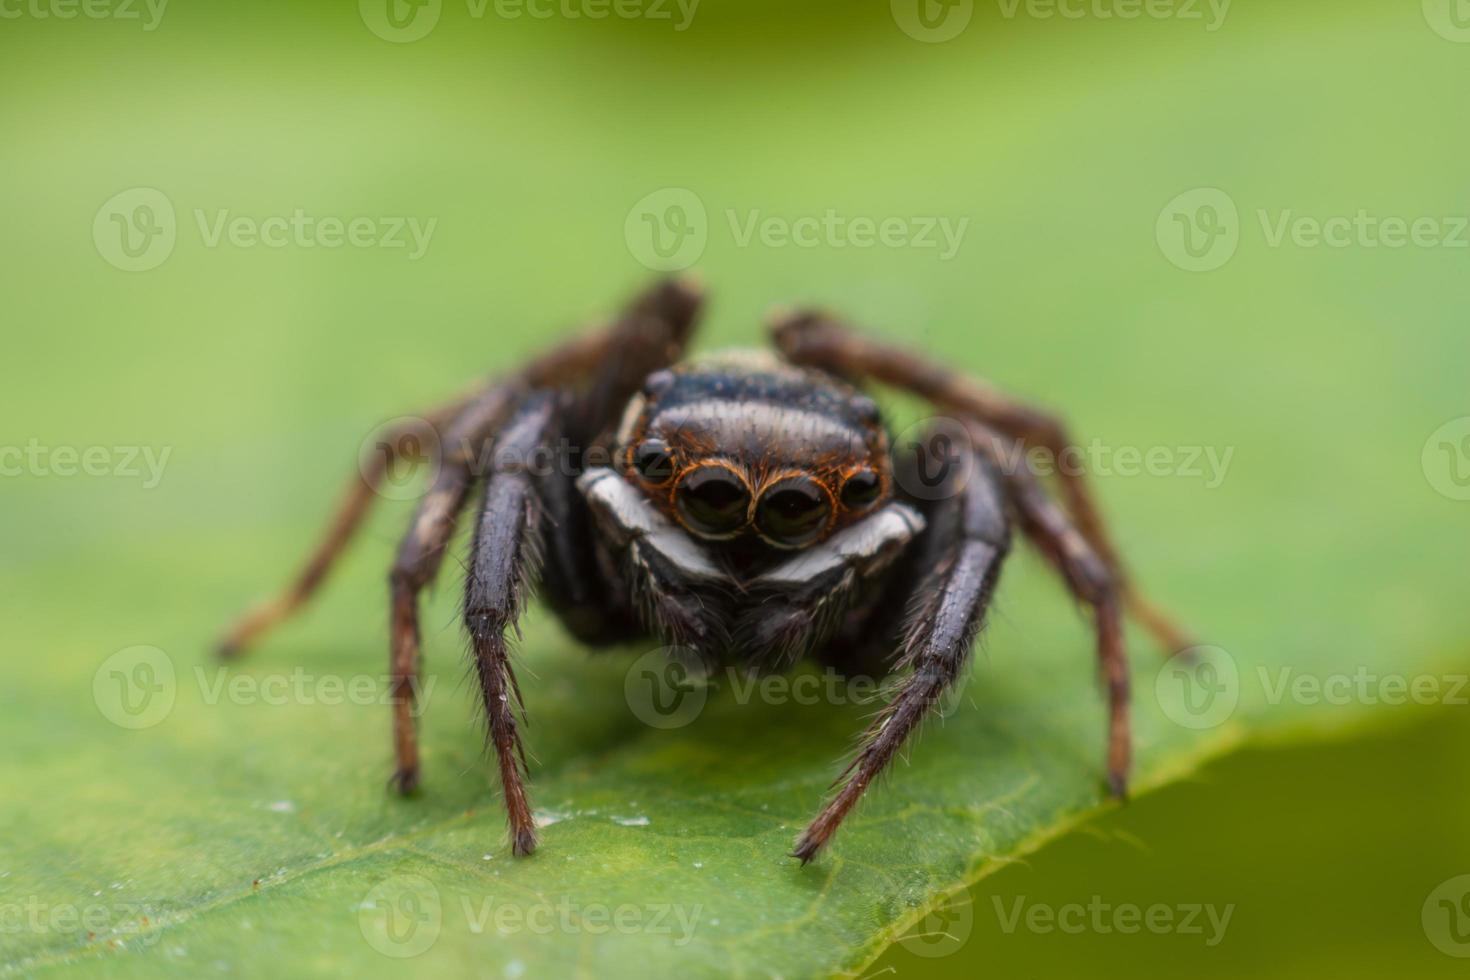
756,503 -> 926,586
650,400 -> 870,457
576,468 -> 726,582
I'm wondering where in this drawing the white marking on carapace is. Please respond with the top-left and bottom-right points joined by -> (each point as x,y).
757,503 -> 926,585
576,468 -> 725,581
650,400 -> 869,453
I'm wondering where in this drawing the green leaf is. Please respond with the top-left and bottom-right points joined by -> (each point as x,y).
2,3 -> 1467,978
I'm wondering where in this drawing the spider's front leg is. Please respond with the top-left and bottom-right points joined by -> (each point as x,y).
792,454 -> 1012,864
463,392 -> 560,856
387,383 -> 526,793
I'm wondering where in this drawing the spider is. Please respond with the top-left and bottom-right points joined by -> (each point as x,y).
217,279 -> 1191,863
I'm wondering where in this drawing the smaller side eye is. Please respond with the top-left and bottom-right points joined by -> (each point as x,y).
840,469 -> 883,510
632,440 -> 676,484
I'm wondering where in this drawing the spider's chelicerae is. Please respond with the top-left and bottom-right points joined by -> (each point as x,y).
218,279 -> 1190,863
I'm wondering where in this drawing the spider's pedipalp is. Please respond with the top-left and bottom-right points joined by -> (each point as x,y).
736,502 -> 926,671
577,467 -> 732,655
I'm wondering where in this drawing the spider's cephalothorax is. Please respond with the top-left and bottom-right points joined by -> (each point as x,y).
218,279 -> 1192,863
578,351 -> 920,671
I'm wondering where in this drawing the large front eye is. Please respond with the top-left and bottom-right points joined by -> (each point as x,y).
756,477 -> 832,547
675,466 -> 751,537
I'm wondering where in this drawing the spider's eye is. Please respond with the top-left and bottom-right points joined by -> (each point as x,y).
675,466 -> 751,537
756,477 -> 832,547
632,440 -> 676,484
840,469 -> 882,511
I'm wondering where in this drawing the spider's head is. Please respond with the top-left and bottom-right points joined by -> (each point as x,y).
614,351 -> 891,551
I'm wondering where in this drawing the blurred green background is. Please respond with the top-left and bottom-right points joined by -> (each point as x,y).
3,0 -> 1469,977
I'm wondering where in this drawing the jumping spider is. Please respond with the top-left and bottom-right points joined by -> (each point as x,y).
218,279 -> 1190,863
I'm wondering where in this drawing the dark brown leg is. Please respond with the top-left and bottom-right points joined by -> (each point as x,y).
215,397 -> 473,659
792,455 -> 1012,863
389,279 -> 703,802
387,384 -> 524,793
997,440 -> 1131,798
770,311 -> 1193,655
214,278 -> 705,805
462,393 -> 558,855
